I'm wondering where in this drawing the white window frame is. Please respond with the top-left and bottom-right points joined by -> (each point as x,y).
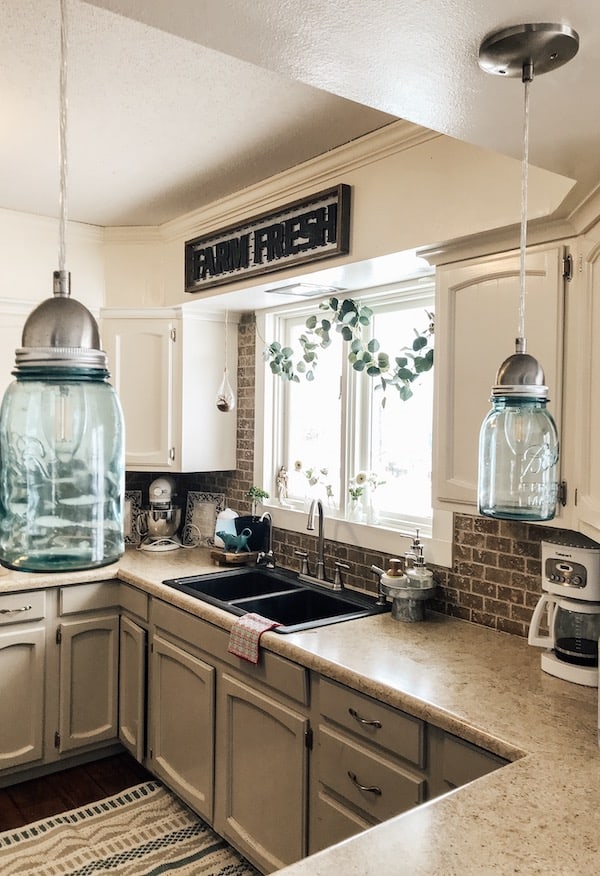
254,280 -> 452,568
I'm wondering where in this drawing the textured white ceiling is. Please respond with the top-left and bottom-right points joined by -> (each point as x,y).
2,0 -> 598,227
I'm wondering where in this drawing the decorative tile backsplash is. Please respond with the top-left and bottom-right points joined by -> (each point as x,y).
126,311 -> 575,639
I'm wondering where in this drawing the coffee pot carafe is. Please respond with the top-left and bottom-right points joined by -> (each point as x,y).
528,594 -> 600,684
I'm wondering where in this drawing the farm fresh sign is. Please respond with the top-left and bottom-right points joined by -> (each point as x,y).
185,185 -> 351,292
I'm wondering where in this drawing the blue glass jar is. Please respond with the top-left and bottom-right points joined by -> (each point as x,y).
478,394 -> 559,520
0,350 -> 124,571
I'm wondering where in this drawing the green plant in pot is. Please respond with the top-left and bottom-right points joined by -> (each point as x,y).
247,485 -> 269,519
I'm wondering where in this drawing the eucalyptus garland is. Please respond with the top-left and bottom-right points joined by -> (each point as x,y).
264,297 -> 434,405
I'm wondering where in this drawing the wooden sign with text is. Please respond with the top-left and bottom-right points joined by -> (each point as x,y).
185,184 -> 351,292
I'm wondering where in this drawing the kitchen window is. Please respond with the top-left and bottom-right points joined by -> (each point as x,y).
255,277 -> 436,540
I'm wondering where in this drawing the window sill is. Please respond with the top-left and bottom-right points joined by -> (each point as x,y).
262,504 -> 453,568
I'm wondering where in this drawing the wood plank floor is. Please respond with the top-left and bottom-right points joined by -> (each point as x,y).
0,753 -> 153,832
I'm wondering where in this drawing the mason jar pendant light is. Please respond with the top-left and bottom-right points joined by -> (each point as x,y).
0,0 -> 125,571
477,23 -> 579,521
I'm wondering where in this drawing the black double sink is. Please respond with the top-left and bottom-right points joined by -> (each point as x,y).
162,566 -> 388,633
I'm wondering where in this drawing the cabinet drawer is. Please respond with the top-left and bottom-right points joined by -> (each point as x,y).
0,591 -> 46,625
59,581 -> 120,615
318,725 -> 425,823
441,733 -> 508,788
319,677 -> 425,767
153,599 -> 308,705
120,583 -> 149,622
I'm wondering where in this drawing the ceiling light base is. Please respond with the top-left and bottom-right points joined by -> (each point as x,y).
479,23 -> 579,78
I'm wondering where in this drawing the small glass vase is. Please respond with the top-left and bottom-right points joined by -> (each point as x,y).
347,498 -> 363,522
366,496 -> 380,525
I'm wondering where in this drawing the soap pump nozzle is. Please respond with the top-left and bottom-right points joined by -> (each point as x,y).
405,530 -> 433,588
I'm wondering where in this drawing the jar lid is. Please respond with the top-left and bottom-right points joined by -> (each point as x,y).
14,347 -> 108,370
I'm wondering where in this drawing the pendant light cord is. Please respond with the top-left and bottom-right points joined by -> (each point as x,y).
224,309 -> 229,373
58,0 -> 68,274
517,68 -> 532,350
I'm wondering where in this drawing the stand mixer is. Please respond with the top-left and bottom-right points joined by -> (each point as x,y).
138,476 -> 182,552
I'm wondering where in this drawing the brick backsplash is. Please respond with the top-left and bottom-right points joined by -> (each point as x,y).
126,311 -> 571,639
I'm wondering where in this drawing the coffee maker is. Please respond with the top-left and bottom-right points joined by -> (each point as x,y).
138,476 -> 182,552
528,536 -> 600,686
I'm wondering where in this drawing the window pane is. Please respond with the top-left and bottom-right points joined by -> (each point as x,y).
285,318 -> 342,505
369,304 -> 433,521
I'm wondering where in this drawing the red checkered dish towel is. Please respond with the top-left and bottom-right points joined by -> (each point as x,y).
227,613 -> 282,663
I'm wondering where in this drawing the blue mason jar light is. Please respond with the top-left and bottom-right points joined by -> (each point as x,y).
478,344 -> 559,521
0,271 -> 125,572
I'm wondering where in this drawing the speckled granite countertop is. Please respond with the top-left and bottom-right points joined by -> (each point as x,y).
1,548 -> 599,873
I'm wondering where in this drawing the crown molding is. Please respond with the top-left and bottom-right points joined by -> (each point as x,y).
419,215 -> 578,266
159,120 -> 440,243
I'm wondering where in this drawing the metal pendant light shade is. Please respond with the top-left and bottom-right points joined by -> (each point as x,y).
21,271 -> 100,350
476,23 -> 578,521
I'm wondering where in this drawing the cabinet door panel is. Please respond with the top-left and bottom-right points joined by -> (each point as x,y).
102,319 -> 174,468
572,237 -> 600,536
58,614 -> 119,753
216,673 -> 308,873
434,244 -> 565,510
0,627 -> 45,769
119,616 -> 146,763
149,633 -> 214,821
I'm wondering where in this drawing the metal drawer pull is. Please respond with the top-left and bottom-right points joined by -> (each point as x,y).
347,771 -> 382,796
348,707 -> 382,729
0,604 -> 33,614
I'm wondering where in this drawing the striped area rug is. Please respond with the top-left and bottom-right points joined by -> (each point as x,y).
0,780 -> 260,875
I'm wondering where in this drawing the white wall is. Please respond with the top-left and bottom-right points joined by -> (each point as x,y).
101,122 -> 574,309
0,208 -> 106,396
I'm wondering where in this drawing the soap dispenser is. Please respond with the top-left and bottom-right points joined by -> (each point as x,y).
405,532 -> 434,589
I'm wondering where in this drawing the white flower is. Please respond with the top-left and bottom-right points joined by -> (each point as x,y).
294,460 -> 303,472
355,471 -> 368,486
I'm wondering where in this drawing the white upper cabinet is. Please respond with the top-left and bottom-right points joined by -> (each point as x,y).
433,243 -> 570,523
101,308 -> 238,472
568,231 -> 600,539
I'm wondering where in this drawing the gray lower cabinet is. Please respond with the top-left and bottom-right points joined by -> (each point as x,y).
148,631 -> 215,822
214,673 -> 309,873
311,677 -> 427,854
310,677 -> 508,854
0,591 -> 46,772
57,614 -> 120,754
56,584 -> 121,755
148,597 -> 310,874
0,583 -> 121,782
119,615 -> 147,762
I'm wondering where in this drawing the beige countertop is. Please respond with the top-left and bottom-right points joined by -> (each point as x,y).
1,548 -> 599,873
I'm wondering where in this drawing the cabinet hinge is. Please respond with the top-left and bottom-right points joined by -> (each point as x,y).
562,253 -> 573,281
54,731 -> 61,749
56,625 -> 62,645
170,327 -> 177,342
169,447 -> 176,462
305,726 -> 313,750
557,480 -> 568,507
